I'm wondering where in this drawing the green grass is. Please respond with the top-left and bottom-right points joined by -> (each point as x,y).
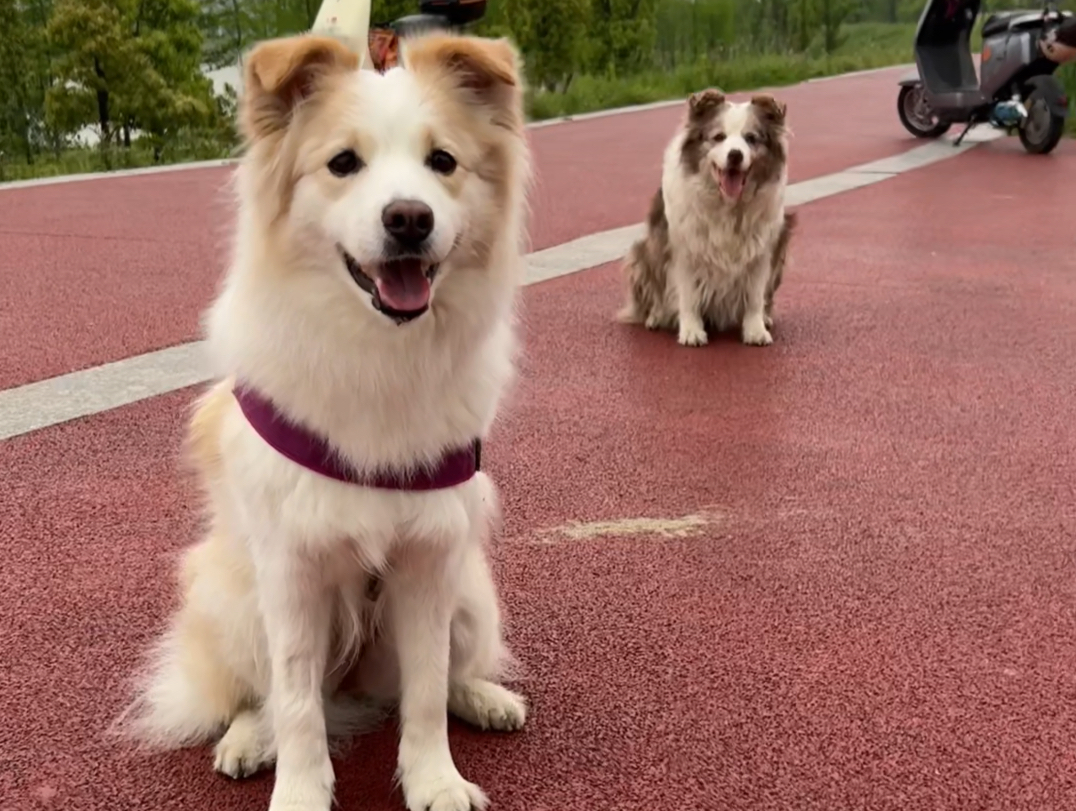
0,134 -> 235,183
1062,65 -> 1076,137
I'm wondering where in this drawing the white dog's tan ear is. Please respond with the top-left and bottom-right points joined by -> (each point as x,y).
241,35 -> 359,140
404,35 -> 523,128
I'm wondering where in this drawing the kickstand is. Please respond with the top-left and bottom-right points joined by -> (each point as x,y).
953,119 -> 976,147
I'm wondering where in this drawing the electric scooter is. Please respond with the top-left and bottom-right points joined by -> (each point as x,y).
897,0 -> 1076,154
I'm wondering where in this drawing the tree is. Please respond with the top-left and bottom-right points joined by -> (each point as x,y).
47,0 -> 139,145
0,0 -> 50,164
123,0 -> 218,157
198,0 -> 251,70
46,0 -> 218,160
588,0 -> 661,76
495,0 -> 587,91
818,0 -> 854,53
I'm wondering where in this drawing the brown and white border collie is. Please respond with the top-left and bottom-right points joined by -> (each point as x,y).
619,89 -> 795,347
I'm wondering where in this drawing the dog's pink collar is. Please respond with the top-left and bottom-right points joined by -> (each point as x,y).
233,385 -> 481,490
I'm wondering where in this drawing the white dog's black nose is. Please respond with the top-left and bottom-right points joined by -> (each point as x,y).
382,200 -> 434,245
727,149 -> 744,167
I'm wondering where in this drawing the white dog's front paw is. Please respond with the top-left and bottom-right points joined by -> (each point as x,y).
213,710 -> 274,779
267,763 -> 335,811
448,679 -> 527,732
267,788 -> 332,811
678,319 -> 708,347
763,312 -> 774,329
742,318 -> 773,346
267,801 -> 330,811
403,769 -> 489,811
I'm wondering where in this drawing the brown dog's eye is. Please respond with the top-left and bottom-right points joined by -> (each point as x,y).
428,149 -> 457,176
744,133 -> 759,146
713,133 -> 727,143
327,150 -> 362,177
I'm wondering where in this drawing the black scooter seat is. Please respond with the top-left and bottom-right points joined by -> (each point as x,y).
981,10 -> 1041,38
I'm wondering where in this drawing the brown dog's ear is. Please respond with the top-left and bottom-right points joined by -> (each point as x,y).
240,35 -> 359,140
403,35 -> 523,127
688,88 -> 725,121
751,94 -> 787,126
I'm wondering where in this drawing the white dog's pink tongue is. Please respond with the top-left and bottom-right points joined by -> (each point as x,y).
376,259 -> 430,312
721,171 -> 745,200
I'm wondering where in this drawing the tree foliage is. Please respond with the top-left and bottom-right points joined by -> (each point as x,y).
200,0 -> 321,68
0,0 -> 51,163
484,0 -> 587,90
588,0 -> 662,75
45,0 -> 223,161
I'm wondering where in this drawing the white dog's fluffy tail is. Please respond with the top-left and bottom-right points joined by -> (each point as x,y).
110,619 -> 248,751
111,619 -> 386,752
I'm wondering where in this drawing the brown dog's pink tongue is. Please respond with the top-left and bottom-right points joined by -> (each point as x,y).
375,259 -> 430,312
720,171 -> 745,200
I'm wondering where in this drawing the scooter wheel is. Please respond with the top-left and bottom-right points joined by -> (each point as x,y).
1018,87 -> 1065,155
898,85 -> 951,139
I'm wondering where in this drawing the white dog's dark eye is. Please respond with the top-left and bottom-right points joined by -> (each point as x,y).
327,150 -> 362,177
428,149 -> 457,175
713,133 -> 727,143
744,133 -> 759,146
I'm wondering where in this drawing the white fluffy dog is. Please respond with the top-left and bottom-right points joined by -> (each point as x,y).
115,31 -> 532,811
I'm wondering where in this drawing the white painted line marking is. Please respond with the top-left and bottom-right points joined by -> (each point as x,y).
525,224 -> 644,285
0,127 -> 1001,441
0,343 -> 210,440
